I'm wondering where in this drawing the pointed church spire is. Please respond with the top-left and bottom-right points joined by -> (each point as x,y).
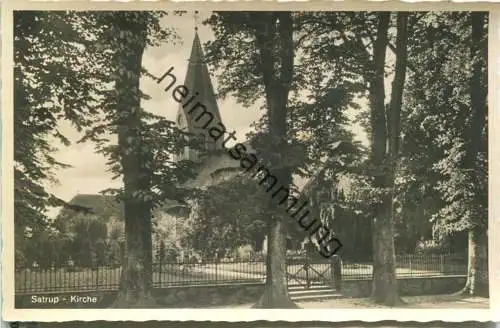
188,31 -> 204,64
176,30 -> 224,162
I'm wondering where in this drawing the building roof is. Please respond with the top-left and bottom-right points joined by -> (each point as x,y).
53,194 -> 123,233
55,194 -> 183,221
179,31 -> 223,144
57,194 -> 124,219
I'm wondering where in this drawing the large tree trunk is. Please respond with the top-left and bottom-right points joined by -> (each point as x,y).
111,14 -> 156,308
371,196 -> 399,305
114,201 -> 155,307
252,12 -> 297,309
461,227 -> 488,296
254,216 -> 297,308
369,12 -> 406,306
460,12 -> 488,297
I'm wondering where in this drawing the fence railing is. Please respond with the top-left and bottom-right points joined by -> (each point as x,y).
15,258 -> 267,294
15,253 -> 467,294
342,254 -> 468,280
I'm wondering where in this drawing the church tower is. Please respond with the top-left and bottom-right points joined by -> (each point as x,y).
176,31 -> 224,162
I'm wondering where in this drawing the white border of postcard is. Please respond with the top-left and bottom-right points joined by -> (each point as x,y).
2,0 -> 500,322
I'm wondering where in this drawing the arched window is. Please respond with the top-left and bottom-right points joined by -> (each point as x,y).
177,114 -> 186,130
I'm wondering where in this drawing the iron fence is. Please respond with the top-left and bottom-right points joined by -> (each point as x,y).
15,253 -> 467,294
15,257 -> 267,294
342,254 -> 468,280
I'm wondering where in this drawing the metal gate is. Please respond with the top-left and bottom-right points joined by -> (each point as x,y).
286,251 -> 338,290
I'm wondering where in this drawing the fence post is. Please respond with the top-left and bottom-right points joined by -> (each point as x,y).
440,254 -> 444,274
96,265 -> 99,290
159,256 -> 162,287
305,254 -> 310,288
215,258 -> 218,283
331,255 -> 342,291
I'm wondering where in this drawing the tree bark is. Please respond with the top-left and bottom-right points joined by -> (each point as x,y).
388,13 -> 409,161
252,12 -> 298,309
369,12 -> 408,306
461,227 -> 488,296
253,216 -> 297,308
460,12 -> 488,297
110,14 -> 156,308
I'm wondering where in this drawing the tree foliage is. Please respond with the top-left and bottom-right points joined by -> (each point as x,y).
402,12 -> 488,295
205,12 -> 303,308
389,12 -> 488,255
14,9 -> 488,303
185,175 -> 268,258
14,11 -> 197,306
204,12 -> 364,307
14,11 -> 113,237
14,10 -> 194,228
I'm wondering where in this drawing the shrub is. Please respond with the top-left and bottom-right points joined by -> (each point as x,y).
106,240 -> 122,267
15,249 -> 27,271
414,239 -> 444,255
234,245 -> 254,261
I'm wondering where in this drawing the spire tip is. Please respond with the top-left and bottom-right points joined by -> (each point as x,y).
194,11 -> 200,33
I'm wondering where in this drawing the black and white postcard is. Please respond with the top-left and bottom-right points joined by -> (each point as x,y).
1,0 -> 498,322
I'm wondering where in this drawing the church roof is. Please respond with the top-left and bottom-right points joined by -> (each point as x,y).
180,31 -> 223,135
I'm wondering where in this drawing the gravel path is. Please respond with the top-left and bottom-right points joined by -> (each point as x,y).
214,294 -> 489,309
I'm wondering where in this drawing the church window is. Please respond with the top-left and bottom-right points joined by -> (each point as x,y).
177,114 -> 185,130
